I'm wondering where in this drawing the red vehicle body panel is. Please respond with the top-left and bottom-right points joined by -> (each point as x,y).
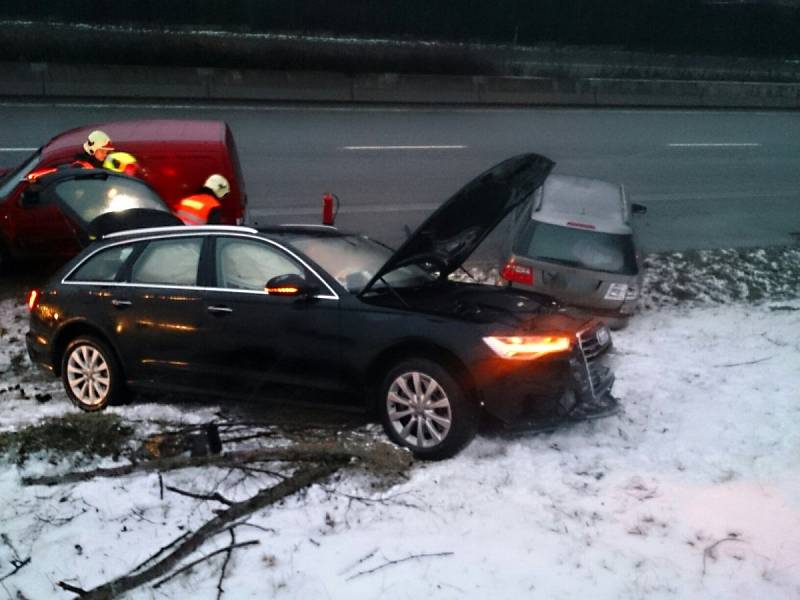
0,120 -> 247,260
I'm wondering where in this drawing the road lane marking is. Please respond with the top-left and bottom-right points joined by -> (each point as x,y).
667,143 -> 760,147
0,147 -> 36,152
340,145 -> 467,150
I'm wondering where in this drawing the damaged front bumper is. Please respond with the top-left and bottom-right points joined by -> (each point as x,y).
478,323 -> 619,431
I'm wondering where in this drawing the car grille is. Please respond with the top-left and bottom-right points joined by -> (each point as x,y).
575,327 -> 613,399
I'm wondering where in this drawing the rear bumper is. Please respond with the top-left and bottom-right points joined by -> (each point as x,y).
25,330 -> 54,373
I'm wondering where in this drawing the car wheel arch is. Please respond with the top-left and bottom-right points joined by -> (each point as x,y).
51,321 -> 124,379
366,340 -> 478,414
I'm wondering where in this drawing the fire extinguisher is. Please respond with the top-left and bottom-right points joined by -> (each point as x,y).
322,192 -> 339,226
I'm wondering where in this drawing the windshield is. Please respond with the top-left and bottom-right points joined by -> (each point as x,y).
289,234 -> 436,293
0,150 -> 41,199
514,221 -> 638,275
53,177 -> 167,224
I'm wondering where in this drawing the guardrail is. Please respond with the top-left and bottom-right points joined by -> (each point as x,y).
2,62 -> 799,108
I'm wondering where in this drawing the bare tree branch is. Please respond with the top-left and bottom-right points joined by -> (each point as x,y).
56,581 -> 87,596
713,357 -> 772,368
702,536 -> 746,575
64,461 -> 343,600
216,529 -> 236,600
165,485 -> 234,506
24,442 -> 411,487
0,557 -> 31,583
152,540 -> 257,590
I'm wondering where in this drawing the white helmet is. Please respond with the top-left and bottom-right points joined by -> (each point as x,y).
204,174 -> 230,199
83,130 -> 114,157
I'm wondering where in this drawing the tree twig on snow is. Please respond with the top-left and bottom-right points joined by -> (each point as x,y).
56,581 -> 88,596
66,461 -> 344,600
152,539 -> 258,590
216,529 -> 236,600
0,556 -> 31,583
165,485 -> 234,506
0,534 -> 31,583
337,547 -> 379,576
702,536 -> 746,575
345,552 -> 454,581
712,356 -> 772,368
129,531 -> 192,576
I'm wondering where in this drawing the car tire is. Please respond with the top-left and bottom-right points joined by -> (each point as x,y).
379,358 -> 479,460
61,336 -> 126,412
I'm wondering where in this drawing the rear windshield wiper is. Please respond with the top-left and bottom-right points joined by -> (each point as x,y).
534,256 -> 582,268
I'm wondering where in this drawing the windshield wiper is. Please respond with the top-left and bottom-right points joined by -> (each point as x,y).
536,256 -> 582,268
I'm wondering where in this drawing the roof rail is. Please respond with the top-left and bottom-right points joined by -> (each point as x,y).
103,224 -> 259,239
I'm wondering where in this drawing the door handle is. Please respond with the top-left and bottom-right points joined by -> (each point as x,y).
111,299 -> 132,308
207,305 -> 233,315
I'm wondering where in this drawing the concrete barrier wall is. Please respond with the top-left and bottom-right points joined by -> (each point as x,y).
2,61 -> 800,109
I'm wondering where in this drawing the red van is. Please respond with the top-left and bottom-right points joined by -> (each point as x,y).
0,120 -> 247,266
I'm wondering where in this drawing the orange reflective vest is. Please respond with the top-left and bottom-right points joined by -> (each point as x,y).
175,193 -> 221,225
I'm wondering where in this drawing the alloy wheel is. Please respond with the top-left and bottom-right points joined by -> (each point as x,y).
386,371 -> 452,449
66,344 -> 111,408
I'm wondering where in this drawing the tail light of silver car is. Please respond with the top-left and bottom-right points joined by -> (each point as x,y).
500,258 -> 533,285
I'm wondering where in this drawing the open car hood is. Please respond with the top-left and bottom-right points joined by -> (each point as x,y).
360,153 -> 554,295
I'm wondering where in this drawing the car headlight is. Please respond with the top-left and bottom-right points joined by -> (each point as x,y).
624,284 -> 639,301
483,334 -> 572,360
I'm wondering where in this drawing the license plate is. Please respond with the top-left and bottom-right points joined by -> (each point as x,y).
604,283 -> 628,301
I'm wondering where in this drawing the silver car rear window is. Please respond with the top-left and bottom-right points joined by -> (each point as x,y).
514,221 -> 637,275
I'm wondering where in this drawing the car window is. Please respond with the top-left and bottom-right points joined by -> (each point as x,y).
514,221 -> 638,275
52,177 -> 166,224
131,237 -> 203,286
216,237 -> 303,291
69,243 -> 137,282
289,234 -> 435,293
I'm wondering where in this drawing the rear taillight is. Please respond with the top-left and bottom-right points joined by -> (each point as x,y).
26,289 -> 40,312
500,259 -> 534,285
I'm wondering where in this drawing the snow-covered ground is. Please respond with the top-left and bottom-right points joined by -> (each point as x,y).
1,248 -> 799,599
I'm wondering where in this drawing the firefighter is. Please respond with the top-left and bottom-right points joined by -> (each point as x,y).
102,151 -> 140,177
73,130 -> 114,169
175,174 -> 230,225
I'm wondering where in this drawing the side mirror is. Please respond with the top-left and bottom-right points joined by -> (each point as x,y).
631,203 -> 647,215
20,184 -> 42,208
265,273 -> 317,298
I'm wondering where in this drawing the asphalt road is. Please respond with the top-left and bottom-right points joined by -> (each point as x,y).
1,100 -> 799,255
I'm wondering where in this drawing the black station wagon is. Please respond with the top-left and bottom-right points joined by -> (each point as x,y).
26,154 -> 617,459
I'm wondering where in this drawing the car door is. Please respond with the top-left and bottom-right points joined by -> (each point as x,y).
10,173 -> 82,258
199,234 -> 343,400
110,234 -> 212,392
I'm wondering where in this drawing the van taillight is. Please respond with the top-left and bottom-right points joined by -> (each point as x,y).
26,289 -> 40,312
501,259 -> 534,285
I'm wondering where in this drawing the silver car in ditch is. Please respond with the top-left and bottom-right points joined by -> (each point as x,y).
501,175 -> 646,328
